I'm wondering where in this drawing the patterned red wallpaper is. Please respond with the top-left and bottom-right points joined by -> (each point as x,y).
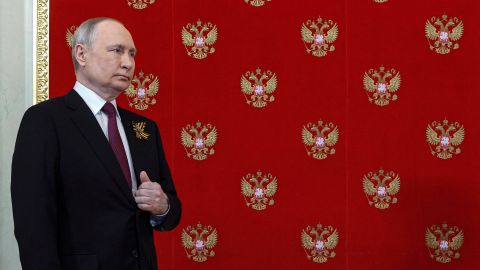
48,0 -> 480,269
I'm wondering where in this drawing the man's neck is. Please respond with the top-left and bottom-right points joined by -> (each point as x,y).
75,76 -> 118,102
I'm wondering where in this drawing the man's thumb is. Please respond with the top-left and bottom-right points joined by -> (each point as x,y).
140,171 -> 151,183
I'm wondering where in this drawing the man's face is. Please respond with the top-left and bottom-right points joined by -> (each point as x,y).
77,20 -> 136,99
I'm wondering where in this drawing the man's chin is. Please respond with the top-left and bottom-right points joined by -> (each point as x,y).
113,81 -> 131,91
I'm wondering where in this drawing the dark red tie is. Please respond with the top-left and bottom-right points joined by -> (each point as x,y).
102,102 -> 132,188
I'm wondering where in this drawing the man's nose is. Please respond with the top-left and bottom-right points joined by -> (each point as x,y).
121,53 -> 134,70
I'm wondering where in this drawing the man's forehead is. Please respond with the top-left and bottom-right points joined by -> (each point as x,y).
94,20 -> 135,47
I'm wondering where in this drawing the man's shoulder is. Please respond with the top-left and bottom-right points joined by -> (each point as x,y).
24,95 -> 67,117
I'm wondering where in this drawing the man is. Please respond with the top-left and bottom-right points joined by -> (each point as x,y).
11,17 -> 181,270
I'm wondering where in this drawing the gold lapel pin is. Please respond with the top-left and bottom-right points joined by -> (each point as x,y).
132,121 -> 150,140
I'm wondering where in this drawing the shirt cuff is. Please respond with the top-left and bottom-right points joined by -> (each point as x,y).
149,203 -> 170,227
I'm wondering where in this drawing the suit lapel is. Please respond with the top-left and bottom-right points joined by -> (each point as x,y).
118,108 -> 143,184
65,90 -> 136,205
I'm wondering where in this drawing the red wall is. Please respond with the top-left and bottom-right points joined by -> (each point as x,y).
49,0 -> 480,269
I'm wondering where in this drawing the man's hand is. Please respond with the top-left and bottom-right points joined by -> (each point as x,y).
134,171 -> 169,215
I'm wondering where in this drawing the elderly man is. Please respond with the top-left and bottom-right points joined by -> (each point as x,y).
11,17 -> 181,270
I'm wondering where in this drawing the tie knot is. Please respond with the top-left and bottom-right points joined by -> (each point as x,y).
102,102 -> 117,117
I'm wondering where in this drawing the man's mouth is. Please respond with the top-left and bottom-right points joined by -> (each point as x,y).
115,75 -> 131,80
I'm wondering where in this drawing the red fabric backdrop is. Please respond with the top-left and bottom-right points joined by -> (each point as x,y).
47,0 -> 480,269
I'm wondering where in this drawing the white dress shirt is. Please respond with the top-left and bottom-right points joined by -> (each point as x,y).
73,81 -> 138,191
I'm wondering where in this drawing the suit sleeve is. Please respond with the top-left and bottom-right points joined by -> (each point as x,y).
151,122 -> 181,231
11,106 -> 61,270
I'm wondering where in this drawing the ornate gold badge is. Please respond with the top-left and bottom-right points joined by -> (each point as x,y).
301,17 -> 338,57
301,223 -> 338,263
363,168 -> 400,209
244,0 -> 271,7
240,68 -> 277,108
425,14 -> 464,55
363,66 -> 401,106
302,120 -> 339,160
132,121 -> 150,140
181,223 -> 218,262
182,20 -> 217,59
124,71 -> 159,111
426,119 -> 465,159
181,121 -> 217,160
241,171 -> 277,210
66,25 -> 77,48
127,0 -> 155,10
425,223 -> 464,263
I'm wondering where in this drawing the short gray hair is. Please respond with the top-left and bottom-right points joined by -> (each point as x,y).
71,17 -> 122,71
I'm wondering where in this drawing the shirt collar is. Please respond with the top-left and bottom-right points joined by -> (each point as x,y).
73,81 -> 119,117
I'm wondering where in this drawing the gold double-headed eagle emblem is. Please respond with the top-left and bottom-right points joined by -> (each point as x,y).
373,0 -> 388,3
182,20 -> 218,59
302,120 -> 339,160
425,223 -> 464,263
124,71 -> 159,111
181,223 -> 218,262
425,14 -> 464,55
240,68 -> 277,108
301,17 -> 338,57
127,0 -> 155,10
426,119 -> 465,160
301,223 -> 339,263
244,0 -> 271,7
363,66 -> 401,106
181,121 -> 218,161
241,171 -> 278,210
363,168 -> 400,209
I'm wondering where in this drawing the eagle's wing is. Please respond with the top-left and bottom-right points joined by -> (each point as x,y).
324,23 -> 338,43
363,175 -> 376,196
449,230 -> 464,251
426,125 -> 440,145
449,21 -> 464,41
204,127 -> 217,147
363,73 -> 376,92
181,128 -> 195,147
324,229 -> 339,250
264,73 -> 277,94
265,178 -> 278,197
181,27 -> 195,46
125,84 -> 136,98
325,126 -> 339,146
425,228 -> 439,249
301,230 -> 315,249
425,20 -> 439,40
387,72 -> 401,92
147,76 -> 159,97
181,229 -> 194,249
241,178 -> 254,197
240,75 -> 254,95
450,126 -> 465,146
301,23 -> 314,43
302,126 -> 315,146
66,29 -> 74,48
205,229 -> 218,249
386,175 -> 401,195
205,25 -> 218,46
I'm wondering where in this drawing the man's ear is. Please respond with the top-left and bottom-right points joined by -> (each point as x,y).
74,44 -> 88,67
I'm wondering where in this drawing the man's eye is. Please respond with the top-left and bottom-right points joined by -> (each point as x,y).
111,48 -> 121,53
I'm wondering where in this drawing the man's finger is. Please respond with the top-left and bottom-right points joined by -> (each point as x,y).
139,171 -> 151,184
